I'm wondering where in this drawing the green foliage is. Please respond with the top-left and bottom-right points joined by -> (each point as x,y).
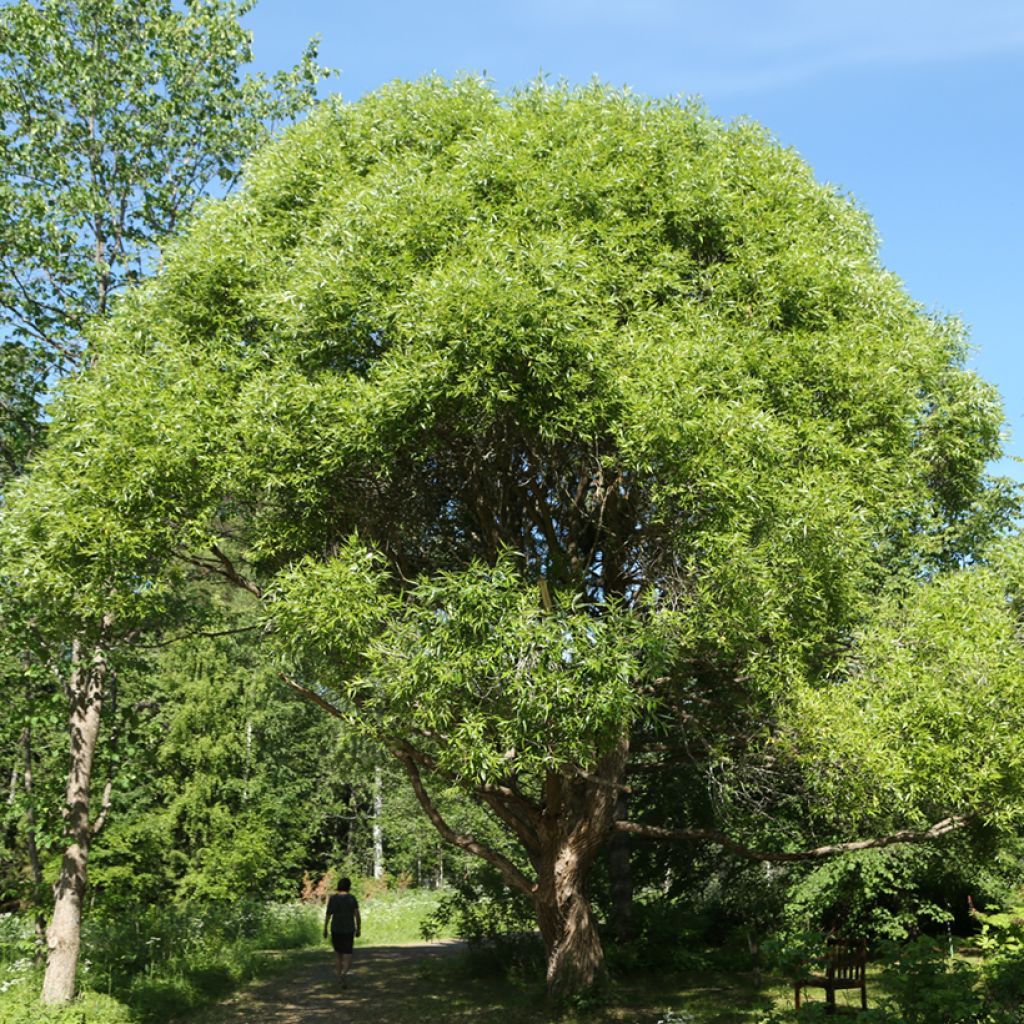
7,76 -> 1012,800
972,897 -> 1024,1017
0,902 -> 323,1023
778,846 -> 965,941
273,549 -> 662,782
85,625 -> 348,906
423,864 -> 542,976
787,545 -> 1024,830
2,75 -> 1021,997
0,987 -> 135,1024
81,901 -> 319,1021
0,0 -> 327,353
605,899 -> 727,975
0,0 -> 329,489
875,937 -> 989,1024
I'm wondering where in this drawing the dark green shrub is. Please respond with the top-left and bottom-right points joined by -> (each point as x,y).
877,937 -> 982,1024
422,866 -> 542,977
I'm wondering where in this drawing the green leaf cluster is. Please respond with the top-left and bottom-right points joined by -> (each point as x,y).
786,540 -> 1024,827
2,76 -> 1016,843
0,0 -> 329,477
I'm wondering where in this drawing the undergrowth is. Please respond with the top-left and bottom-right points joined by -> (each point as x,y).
0,901 -> 321,1024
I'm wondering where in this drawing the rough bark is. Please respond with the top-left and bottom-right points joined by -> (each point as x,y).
391,728 -> 627,1000
531,742 -> 628,1000
41,642 -> 108,1005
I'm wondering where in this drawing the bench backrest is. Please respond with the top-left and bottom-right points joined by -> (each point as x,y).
826,938 -> 867,983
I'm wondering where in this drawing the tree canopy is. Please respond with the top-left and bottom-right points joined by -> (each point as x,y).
0,0 -> 326,480
3,76 -> 1020,996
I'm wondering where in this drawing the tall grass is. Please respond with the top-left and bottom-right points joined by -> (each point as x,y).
0,901 -> 323,1023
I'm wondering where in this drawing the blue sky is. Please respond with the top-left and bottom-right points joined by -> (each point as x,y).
244,0 -> 1024,482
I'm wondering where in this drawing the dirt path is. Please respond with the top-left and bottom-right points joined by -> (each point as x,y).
185,940 -> 548,1024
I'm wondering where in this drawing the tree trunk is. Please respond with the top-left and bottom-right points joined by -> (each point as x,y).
533,843 -> 606,999
41,642 -> 107,1005
532,742 -> 627,1000
394,733 -> 627,1002
372,765 -> 384,879
20,726 -> 48,956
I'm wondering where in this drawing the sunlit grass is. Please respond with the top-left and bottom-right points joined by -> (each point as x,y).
358,887 -> 456,945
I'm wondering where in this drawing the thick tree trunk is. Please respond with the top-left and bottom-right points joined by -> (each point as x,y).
41,643 -> 107,1005
393,733 -> 628,1001
532,742 -> 628,1000
533,841 -> 606,998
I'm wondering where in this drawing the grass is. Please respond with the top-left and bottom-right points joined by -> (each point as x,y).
0,901 -> 325,1024
357,887 -> 455,945
0,890 -> 454,1024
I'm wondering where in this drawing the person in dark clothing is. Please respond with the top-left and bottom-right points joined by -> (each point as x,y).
323,876 -> 361,985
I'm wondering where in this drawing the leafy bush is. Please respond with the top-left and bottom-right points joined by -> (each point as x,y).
876,937 -> 983,1024
72,901 -> 321,1022
422,866 -> 541,976
604,898 -> 721,975
0,916 -> 35,972
974,899 -> 1024,1020
780,847 -> 957,942
760,929 -> 1024,1024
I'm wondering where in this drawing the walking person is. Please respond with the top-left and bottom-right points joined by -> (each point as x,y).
324,877 -> 361,986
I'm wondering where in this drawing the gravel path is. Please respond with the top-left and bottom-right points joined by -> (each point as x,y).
183,940 -> 531,1024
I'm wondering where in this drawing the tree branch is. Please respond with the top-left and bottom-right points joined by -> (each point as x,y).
394,744 -> 535,896
210,544 -> 264,598
135,623 -> 261,650
90,778 -> 113,837
276,672 -> 348,721
177,546 -> 263,598
398,742 -> 544,856
614,815 -> 971,862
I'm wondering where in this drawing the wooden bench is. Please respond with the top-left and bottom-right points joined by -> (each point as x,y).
793,937 -> 868,1014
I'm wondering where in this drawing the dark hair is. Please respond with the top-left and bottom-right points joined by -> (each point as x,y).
337,876 -> 352,892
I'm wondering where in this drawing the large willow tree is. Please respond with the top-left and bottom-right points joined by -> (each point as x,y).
4,78 -> 1021,997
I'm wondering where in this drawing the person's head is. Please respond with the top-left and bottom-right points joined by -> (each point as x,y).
337,876 -> 352,893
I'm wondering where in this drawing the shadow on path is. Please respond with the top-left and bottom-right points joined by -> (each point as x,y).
187,940 -> 547,1024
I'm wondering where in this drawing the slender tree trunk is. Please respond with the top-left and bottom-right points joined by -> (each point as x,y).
20,726 -> 48,955
372,765 -> 384,880
41,642 -> 108,1005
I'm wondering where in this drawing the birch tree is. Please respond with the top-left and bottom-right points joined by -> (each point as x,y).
0,0 -> 327,1002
